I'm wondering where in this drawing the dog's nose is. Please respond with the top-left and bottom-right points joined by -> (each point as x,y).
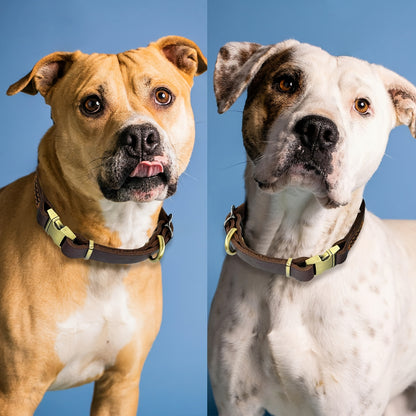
119,124 -> 160,156
294,115 -> 339,150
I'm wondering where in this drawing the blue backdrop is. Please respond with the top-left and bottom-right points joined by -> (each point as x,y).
207,0 -> 416,414
0,1 -> 206,415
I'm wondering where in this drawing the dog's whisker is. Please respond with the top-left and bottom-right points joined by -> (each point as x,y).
223,160 -> 247,169
181,171 -> 199,181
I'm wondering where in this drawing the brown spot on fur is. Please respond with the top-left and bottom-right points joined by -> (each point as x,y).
143,76 -> 152,87
389,88 -> 415,102
238,49 -> 252,67
242,48 -> 302,161
219,46 -> 230,61
370,285 -> 380,294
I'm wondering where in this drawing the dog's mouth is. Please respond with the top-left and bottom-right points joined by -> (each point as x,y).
254,151 -> 340,207
98,155 -> 177,203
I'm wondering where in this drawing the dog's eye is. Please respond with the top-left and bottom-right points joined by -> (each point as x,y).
154,88 -> 173,106
354,98 -> 370,115
274,75 -> 297,93
81,95 -> 103,115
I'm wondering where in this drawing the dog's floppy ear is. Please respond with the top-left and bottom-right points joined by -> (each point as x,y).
374,64 -> 416,138
7,51 -> 80,99
154,36 -> 207,83
214,40 -> 299,114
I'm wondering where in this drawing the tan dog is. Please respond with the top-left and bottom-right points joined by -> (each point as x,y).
0,36 -> 206,415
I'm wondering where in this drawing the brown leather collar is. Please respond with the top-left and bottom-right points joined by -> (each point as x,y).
224,200 -> 365,282
34,174 -> 173,264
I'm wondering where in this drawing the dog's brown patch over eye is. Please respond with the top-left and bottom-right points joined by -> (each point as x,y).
274,74 -> 298,93
242,48 -> 303,162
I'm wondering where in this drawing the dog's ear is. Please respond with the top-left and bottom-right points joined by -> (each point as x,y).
154,36 -> 207,82
214,40 -> 299,114
374,65 -> 416,138
7,51 -> 79,99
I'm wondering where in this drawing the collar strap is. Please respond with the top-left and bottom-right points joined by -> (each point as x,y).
223,200 -> 365,282
34,174 -> 173,264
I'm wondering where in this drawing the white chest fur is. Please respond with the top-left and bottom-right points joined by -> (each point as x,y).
49,265 -> 136,390
49,199 -> 159,390
99,199 -> 162,249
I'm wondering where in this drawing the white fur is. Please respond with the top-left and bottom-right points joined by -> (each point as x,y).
50,199 -> 160,390
209,41 -> 416,416
100,199 -> 162,249
49,265 -> 136,391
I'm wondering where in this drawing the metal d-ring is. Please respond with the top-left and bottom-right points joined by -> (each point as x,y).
149,235 -> 166,262
224,227 -> 237,256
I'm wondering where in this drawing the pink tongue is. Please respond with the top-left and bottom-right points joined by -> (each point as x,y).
129,161 -> 164,178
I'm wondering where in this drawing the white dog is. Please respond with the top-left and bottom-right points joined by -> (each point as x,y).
208,40 -> 416,416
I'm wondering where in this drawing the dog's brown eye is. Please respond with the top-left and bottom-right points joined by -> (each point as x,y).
154,88 -> 172,106
354,98 -> 370,114
274,75 -> 297,93
81,95 -> 103,115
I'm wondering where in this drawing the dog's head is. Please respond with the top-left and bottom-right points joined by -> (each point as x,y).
8,36 -> 207,203
214,40 -> 416,208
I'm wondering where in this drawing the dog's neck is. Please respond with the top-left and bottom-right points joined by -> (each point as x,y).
243,163 -> 364,259
37,130 -> 162,250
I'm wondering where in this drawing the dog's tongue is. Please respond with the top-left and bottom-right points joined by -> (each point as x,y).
129,161 -> 164,178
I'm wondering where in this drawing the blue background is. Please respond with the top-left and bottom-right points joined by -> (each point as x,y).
2,1 -> 416,415
207,0 -> 416,414
0,1 -> 206,415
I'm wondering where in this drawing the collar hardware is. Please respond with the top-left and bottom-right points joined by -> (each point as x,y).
223,201 -> 365,282
304,245 -> 340,276
149,235 -> 166,262
45,208 -> 76,247
224,227 -> 237,256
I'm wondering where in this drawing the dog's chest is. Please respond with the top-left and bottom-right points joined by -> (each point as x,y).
49,266 -> 136,391
210,245 -> 409,415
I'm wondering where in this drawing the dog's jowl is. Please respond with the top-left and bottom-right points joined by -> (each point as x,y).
0,36 -> 206,415
209,40 -> 416,415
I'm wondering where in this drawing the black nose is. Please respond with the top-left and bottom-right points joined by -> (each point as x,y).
119,124 -> 160,156
294,115 -> 339,150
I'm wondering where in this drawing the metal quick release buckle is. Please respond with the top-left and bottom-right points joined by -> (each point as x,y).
44,208 -> 76,247
305,245 -> 340,276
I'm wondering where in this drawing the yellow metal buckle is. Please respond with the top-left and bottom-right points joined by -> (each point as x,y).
305,245 -> 340,276
44,208 -> 76,247
224,227 -> 237,256
149,235 -> 166,262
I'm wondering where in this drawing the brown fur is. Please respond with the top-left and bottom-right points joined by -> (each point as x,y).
242,48 -> 302,162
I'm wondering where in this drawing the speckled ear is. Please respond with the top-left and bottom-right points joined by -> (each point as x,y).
374,64 -> 416,138
214,40 -> 299,114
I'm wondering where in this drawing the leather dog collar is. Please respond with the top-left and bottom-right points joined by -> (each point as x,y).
34,174 -> 173,264
224,200 -> 365,282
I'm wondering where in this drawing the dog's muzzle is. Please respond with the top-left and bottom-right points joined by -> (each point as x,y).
98,123 -> 175,203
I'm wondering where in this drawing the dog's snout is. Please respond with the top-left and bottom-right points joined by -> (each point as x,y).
120,124 -> 161,156
294,115 -> 339,150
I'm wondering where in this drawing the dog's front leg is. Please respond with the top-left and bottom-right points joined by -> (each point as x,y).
90,370 -> 140,416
